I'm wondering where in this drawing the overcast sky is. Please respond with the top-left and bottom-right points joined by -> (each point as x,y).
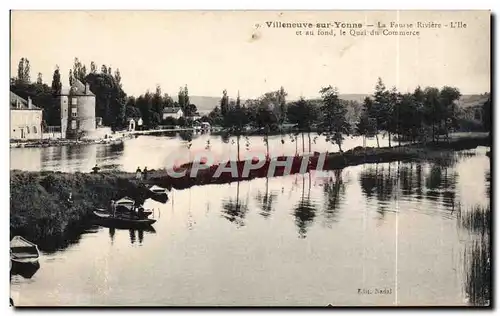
11,10 -> 490,99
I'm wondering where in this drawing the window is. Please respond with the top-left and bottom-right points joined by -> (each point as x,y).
32,126 -> 37,134
26,126 -> 30,134
71,120 -> 77,130
72,107 -> 78,118
71,98 -> 77,105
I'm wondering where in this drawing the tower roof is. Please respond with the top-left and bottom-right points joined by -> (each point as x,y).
60,79 -> 95,96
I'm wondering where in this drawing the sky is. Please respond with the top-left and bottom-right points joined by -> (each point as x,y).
10,10 -> 491,99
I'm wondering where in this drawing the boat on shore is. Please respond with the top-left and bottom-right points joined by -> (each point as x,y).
93,210 -> 156,229
147,185 -> 169,203
10,236 -> 40,264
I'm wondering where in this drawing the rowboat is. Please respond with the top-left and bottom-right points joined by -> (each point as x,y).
94,207 -> 153,218
93,210 -> 156,228
10,236 -> 40,263
148,185 -> 169,203
115,196 -> 136,209
11,260 -> 40,279
148,185 -> 169,195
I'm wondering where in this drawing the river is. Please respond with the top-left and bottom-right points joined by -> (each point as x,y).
10,134 -> 491,306
10,133 -> 392,172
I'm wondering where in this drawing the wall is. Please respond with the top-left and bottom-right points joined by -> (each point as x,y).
10,109 -> 43,140
59,95 -> 69,139
76,95 -> 96,133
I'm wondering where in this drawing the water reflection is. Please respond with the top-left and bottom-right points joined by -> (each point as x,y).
221,181 -> 249,227
255,177 -> 277,219
293,174 -> 318,239
10,147 -> 492,306
321,169 -> 345,227
359,163 -> 397,217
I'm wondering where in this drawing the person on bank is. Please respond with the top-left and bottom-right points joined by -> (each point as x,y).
136,167 -> 142,180
92,164 -> 100,174
143,167 -> 148,180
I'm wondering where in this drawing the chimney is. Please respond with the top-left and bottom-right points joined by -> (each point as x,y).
85,83 -> 90,94
28,97 -> 33,109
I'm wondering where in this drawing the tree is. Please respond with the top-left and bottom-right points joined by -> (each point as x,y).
356,97 -> 377,147
183,85 -> 190,109
90,61 -> 97,74
51,66 -> 62,95
162,93 -> 174,108
318,86 -> 351,152
439,86 -> 461,140
152,85 -> 163,115
68,69 -> 74,86
287,98 -> 318,153
17,58 -> 25,83
114,68 -> 122,87
482,97 -> 491,133
23,59 -> 31,83
85,72 -> 127,128
221,89 -> 229,117
36,72 -> 43,84
423,87 -> 441,142
73,57 -> 87,82
277,86 -> 288,125
371,77 -> 390,147
178,87 -> 186,110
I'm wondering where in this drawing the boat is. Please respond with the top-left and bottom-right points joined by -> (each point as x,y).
93,210 -> 156,229
148,185 -> 168,195
94,207 -> 152,218
147,185 -> 169,203
11,260 -> 40,279
10,236 -> 40,263
112,196 -> 138,210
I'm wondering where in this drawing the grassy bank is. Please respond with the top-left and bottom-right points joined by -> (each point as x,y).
10,134 -> 490,248
10,171 -> 155,246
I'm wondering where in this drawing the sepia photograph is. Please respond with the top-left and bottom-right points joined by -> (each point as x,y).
9,10 -> 491,307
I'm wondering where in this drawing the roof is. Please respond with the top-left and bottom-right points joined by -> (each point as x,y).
60,79 -> 95,96
126,117 -> 143,122
10,92 -> 42,110
162,107 -> 183,114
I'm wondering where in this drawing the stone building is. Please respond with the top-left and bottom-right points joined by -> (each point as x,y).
59,79 -> 96,139
10,92 -> 43,140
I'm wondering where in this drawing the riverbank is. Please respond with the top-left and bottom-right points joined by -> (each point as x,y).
10,134 -> 490,247
10,133 -> 133,148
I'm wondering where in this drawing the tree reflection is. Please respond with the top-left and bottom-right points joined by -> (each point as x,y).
178,130 -> 194,142
322,169 -> 345,227
129,229 -> 136,244
255,177 -> 277,219
424,164 -> 458,207
221,181 -> 249,227
293,174 -> 317,239
359,163 -> 397,217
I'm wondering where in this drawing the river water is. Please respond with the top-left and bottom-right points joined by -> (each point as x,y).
10,134 -> 491,306
10,133 -> 391,172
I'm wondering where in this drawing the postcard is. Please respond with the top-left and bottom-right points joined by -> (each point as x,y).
9,10 -> 491,307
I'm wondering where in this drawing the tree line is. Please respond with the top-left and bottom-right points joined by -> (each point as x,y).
204,77 -> 491,159
10,57 -> 490,144
10,57 -> 198,130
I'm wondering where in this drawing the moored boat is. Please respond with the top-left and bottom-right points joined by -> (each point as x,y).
93,210 -> 156,229
94,207 -> 152,218
115,196 -> 135,209
147,185 -> 169,203
10,236 -> 40,264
